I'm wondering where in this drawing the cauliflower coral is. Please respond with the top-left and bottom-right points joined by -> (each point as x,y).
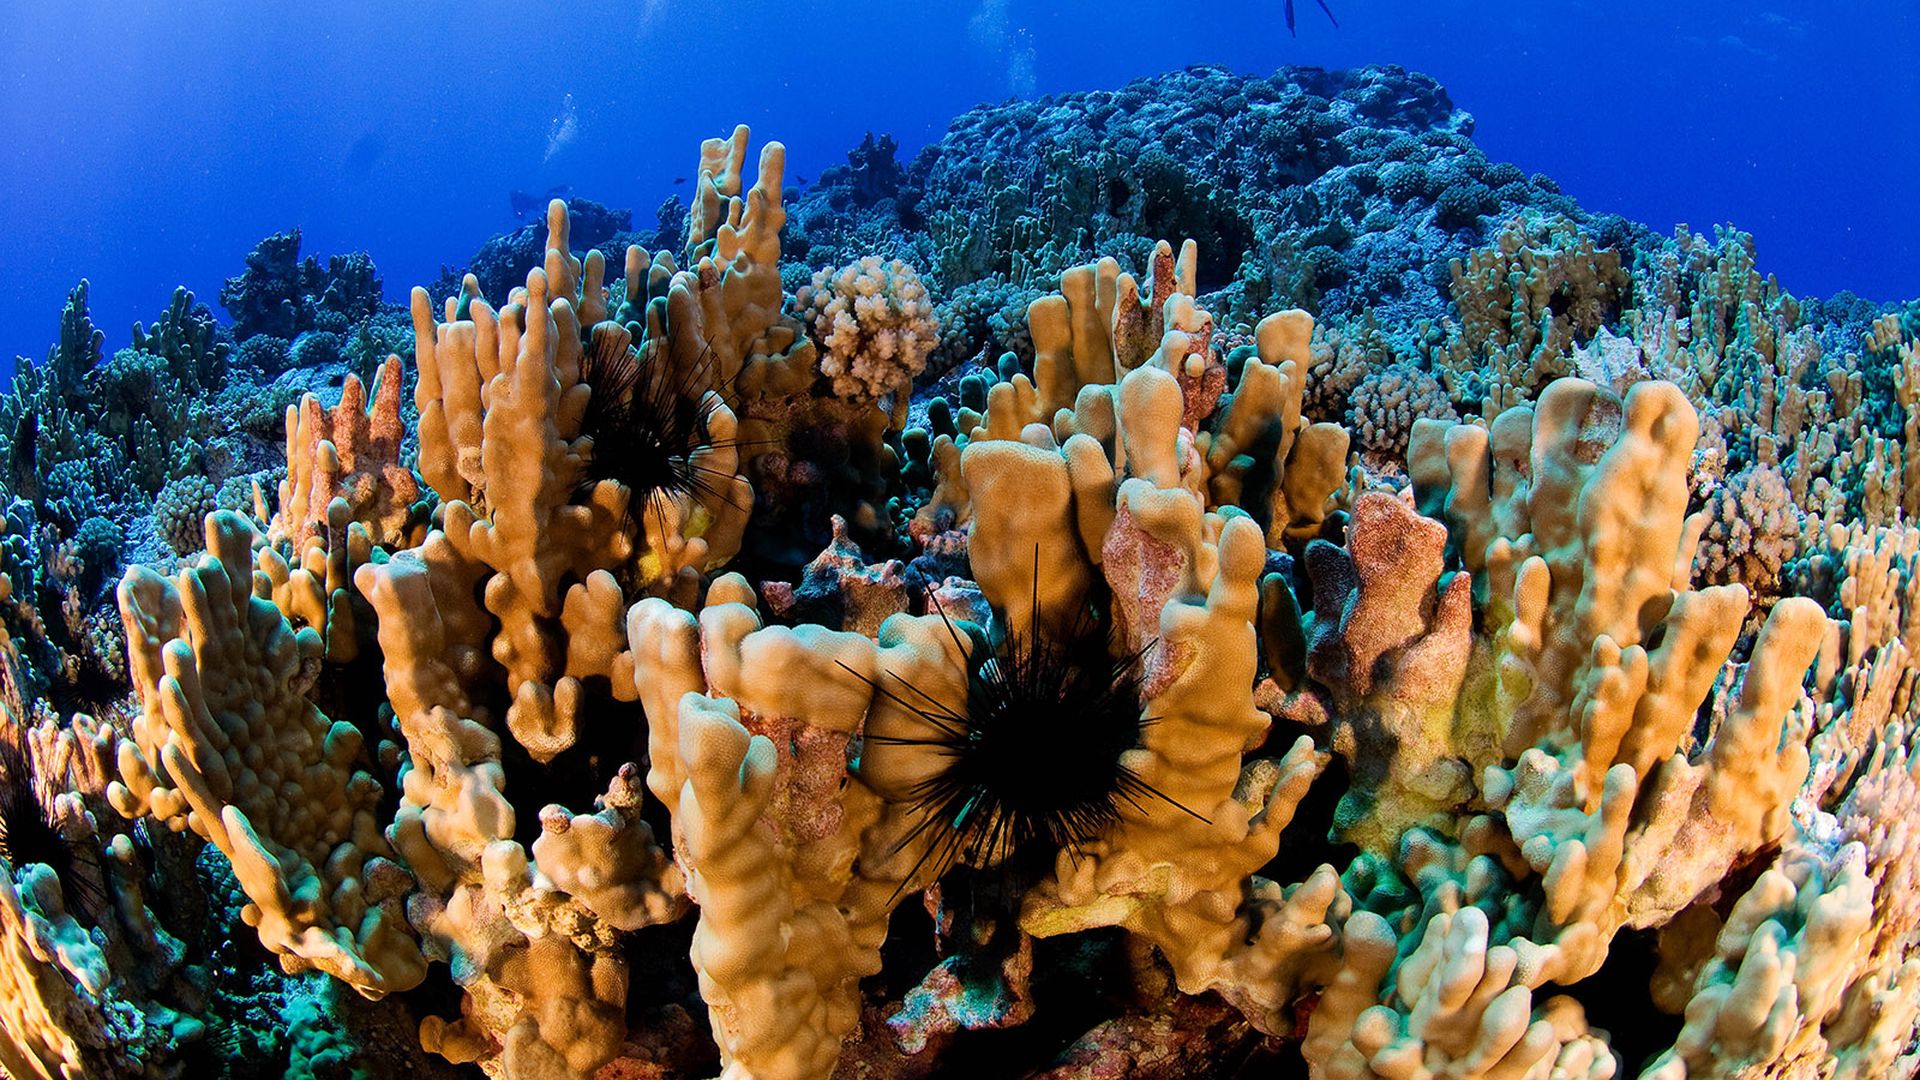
795,255 -> 939,402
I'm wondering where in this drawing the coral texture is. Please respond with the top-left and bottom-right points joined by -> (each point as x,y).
0,65 -> 1917,1080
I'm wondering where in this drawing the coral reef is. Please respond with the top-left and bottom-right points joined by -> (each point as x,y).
222,229 -> 384,341
2,64 -> 1919,1080
784,65 -> 1639,333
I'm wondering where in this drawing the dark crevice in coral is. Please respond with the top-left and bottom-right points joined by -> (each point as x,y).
496,679 -> 650,846
136,825 -> 212,955
1259,1036 -> 1312,1080
874,884 -> 941,998
561,677 -> 654,798
1209,1005 -> 1301,1080
405,958 -> 468,1021
1262,741 -> 1358,884
311,647 -> 402,804
1710,845 -> 1784,921
923,929 -> 1135,1078
1554,927 -> 1682,1076
621,916 -> 720,1077
637,776 -> 678,863
400,964 -> 490,1078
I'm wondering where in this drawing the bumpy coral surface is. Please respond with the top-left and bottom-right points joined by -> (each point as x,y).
1,64 -> 1917,1080
795,255 -> 940,403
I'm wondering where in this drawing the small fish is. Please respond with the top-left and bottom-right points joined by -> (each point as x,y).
673,176 -> 687,184
794,174 -> 808,185
1284,0 -> 1337,36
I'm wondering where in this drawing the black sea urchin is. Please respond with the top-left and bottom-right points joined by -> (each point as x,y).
576,326 -> 749,524
0,731 -> 58,869
0,728 -> 101,913
850,569 -> 1203,885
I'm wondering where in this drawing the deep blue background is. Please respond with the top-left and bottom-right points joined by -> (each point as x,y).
2,1 -> 1915,371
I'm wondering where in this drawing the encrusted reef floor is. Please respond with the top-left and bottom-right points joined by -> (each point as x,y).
2,64 -> 1918,1080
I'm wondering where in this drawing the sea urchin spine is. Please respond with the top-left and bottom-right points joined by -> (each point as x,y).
848,565 -> 1204,885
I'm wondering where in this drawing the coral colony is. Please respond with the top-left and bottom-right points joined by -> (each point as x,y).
3,66 -> 1920,1080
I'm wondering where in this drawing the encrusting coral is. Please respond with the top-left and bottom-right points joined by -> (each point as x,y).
3,72 -> 1920,1080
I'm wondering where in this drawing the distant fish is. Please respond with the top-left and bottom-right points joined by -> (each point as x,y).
1284,0 -> 1337,35
673,176 -> 686,184
794,174 -> 808,185
345,131 -> 387,177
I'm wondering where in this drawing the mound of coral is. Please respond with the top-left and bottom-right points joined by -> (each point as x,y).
2,65 -> 1918,1080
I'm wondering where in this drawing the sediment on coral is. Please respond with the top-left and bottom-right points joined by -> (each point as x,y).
1,63 -> 1918,1080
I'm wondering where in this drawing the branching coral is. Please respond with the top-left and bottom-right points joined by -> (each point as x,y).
0,280 -> 235,734
1431,212 -> 1630,415
357,540 -> 684,1076
405,207 -> 740,759
1693,463 -> 1802,600
274,353 -> 423,550
1344,363 -> 1456,467
111,511 -> 425,996
1356,381 -> 1829,983
912,239 -> 1352,551
794,256 -> 940,404
628,589 -> 942,1080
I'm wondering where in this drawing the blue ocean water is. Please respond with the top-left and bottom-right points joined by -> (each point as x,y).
0,0 -> 1913,371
